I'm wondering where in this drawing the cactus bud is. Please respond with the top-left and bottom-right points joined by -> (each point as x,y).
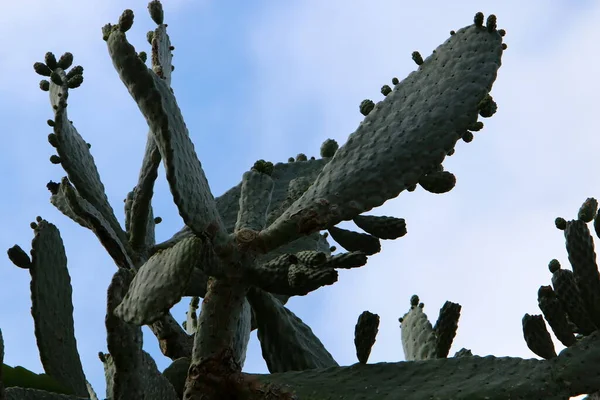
381,85 -> 392,96
391,77 -> 399,85
450,30 -> 456,35
410,295 -> 420,307
486,14 -> 497,32
147,30 -> 155,44
360,99 -> 375,116
39,80 -> 50,91
252,159 -> 274,175
478,94 -> 497,118
66,65 -> 83,80
154,217 -> 163,224
57,52 -> 74,70
148,0 -> 164,25
47,119 -> 55,127
555,217 -> 567,230
296,153 -> 307,162
50,71 -> 63,86
138,51 -> 148,63
33,62 -> 52,77
67,75 -> 84,89
578,198 -> 598,222
411,51 -> 424,66
329,246 -> 336,252
502,43 -> 508,50
474,12 -> 484,27
320,138 -> 339,158
119,9 -> 134,32
288,157 -> 295,163
102,23 -> 114,41
30,222 -> 38,230
47,133 -> 58,147
44,52 -> 57,70
46,181 -> 60,195
462,131 -> 474,143
548,259 -> 561,274
498,29 -> 506,37
469,121 -> 484,131
50,155 -> 61,164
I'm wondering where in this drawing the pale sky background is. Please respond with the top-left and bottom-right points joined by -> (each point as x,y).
1,1 -> 598,398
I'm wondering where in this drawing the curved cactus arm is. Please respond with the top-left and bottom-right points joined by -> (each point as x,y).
4,387 -> 90,400
353,214 -> 407,240
259,15 -> 505,253
128,132 -> 160,253
104,10 -> 224,240
49,178 -> 135,270
34,55 -> 127,249
148,314 -> 193,360
105,269 -> 178,400
128,12 -> 174,253
235,170 -> 274,233
114,235 -> 205,325
48,182 -> 89,230
22,219 -> 88,397
245,287 -> 337,373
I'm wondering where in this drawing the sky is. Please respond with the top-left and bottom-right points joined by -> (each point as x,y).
1,0 -> 599,398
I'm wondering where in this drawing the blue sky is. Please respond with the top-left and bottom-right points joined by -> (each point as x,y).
2,1 -> 599,398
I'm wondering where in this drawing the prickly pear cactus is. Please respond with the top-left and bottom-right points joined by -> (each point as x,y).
18,4 -> 600,400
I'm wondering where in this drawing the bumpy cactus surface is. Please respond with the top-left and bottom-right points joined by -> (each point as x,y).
7,2 -> 600,399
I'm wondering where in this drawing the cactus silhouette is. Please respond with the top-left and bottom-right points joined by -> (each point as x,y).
7,2 -> 600,399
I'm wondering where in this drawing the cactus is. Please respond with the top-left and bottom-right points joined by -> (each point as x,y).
10,3 -> 600,399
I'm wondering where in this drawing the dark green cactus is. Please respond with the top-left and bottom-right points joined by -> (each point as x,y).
22,4 -> 600,400
354,311 -> 380,364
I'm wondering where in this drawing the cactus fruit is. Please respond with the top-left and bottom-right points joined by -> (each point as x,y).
320,138 -> 339,158
359,99 -> 375,116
